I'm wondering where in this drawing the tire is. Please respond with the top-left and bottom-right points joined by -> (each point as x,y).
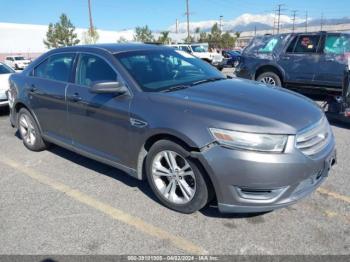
14,64 -> 19,70
146,140 -> 212,214
17,108 -> 47,151
256,72 -> 282,87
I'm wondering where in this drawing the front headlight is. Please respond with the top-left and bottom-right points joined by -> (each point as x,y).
209,128 -> 288,153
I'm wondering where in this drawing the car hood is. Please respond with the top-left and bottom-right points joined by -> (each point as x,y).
156,79 -> 323,134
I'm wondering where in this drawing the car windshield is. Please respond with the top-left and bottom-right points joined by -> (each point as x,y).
0,63 -> 15,74
14,57 -> 25,61
115,49 -> 225,92
191,45 -> 209,53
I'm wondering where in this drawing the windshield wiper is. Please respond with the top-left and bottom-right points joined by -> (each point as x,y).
162,85 -> 190,93
190,77 -> 226,86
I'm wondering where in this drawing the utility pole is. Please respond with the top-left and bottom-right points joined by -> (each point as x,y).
219,15 -> 223,33
273,10 -> 277,35
185,0 -> 190,41
276,4 -> 286,34
320,13 -> 324,31
291,10 -> 297,32
88,0 -> 94,34
305,11 -> 308,32
176,19 -> 179,34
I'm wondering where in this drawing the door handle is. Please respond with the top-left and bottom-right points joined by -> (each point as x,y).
71,93 -> 82,102
281,56 -> 290,60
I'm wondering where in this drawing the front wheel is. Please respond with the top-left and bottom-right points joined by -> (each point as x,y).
146,140 -> 212,214
257,72 -> 282,87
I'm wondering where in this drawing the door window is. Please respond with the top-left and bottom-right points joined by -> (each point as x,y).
33,53 -> 75,82
324,34 -> 350,55
294,35 -> 320,53
286,36 -> 298,53
76,54 -> 117,87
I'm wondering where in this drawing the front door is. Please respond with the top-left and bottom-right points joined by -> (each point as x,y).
278,34 -> 321,85
26,53 -> 76,142
67,53 -> 132,165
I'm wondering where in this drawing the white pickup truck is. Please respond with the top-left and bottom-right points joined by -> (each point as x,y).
4,55 -> 31,70
168,43 -> 224,70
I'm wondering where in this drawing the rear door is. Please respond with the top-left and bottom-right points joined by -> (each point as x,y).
67,53 -> 132,165
314,33 -> 350,88
27,52 -> 76,143
278,34 -> 321,85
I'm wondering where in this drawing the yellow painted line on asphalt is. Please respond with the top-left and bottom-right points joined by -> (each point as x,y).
0,156 -> 208,255
317,187 -> 350,204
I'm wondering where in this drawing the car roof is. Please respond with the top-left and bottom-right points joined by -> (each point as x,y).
50,43 -> 172,54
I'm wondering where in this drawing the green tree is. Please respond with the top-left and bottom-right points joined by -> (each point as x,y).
198,32 -> 208,43
82,27 -> 99,44
220,32 -> 236,49
208,23 -> 222,48
184,35 -> 195,44
44,14 -> 80,48
235,31 -> 241,38
157,31 -> 172,44
134,25 -> 154,42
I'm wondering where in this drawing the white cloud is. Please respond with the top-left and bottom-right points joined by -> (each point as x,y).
169,13 -> 305,33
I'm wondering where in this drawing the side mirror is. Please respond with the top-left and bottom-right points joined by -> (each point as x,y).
89,81 -> 128,95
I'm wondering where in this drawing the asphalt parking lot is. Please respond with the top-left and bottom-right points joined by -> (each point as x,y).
0,95 -> 349,255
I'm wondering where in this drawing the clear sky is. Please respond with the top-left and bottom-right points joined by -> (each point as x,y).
0,0 -> 348,31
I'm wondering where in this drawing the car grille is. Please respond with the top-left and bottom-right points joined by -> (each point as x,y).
296,117 -> 332,157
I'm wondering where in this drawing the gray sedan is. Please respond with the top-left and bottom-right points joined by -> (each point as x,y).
8,44 -> 336,213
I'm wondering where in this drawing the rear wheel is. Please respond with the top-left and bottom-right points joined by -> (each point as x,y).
146,140 -> 212,213
257,72 -> 282,87
18,108 -> 47,151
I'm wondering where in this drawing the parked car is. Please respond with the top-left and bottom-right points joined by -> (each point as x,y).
8,44 -> 336,214
0,62 -> 15,108
236,32 -> 350,93
222,50 -> 241,67
4,55 -> 31,70
168,43 -> 224,70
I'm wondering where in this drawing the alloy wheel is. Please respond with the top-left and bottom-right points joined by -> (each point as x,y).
260,76 -> 276,86
19,114 -> 36,146
151,150 -> 196,204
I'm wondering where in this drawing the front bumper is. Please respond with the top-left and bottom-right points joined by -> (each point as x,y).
197,136 -> 336,213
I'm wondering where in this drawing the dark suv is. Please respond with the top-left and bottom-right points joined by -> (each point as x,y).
236,32 -> 350,92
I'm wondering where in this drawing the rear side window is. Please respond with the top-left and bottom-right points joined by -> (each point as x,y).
34,53 -> 75,82
76,54 -> 117,87
294,35 -> 320,53
324,34 -> 350,55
